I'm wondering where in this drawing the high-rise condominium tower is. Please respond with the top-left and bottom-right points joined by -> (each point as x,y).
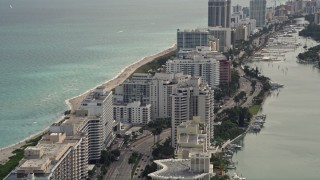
250,0 -> 266,27
208,0 -> 231,27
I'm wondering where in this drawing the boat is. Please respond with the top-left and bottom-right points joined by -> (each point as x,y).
230,144 -> 242,150
270,81 -> 284,90
232,173 -> 246,180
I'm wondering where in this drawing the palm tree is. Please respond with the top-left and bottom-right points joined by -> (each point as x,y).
155,127 -> 163,142
151,127 -> 163,145
151,129 -> 157,145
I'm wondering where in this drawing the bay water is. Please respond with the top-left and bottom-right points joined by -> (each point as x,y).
232,23 -> 320,179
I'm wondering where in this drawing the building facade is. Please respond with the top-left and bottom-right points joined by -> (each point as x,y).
208,27 -> 232,52
113,101 -> 151,125
218,59 -> 231,85
166,54 -> 220,87
250,0 -> 267,27
231,25 -> 249,42
76,87 -> 114,163
114,72 -> 195,120
208,0 -> 231,27
177,29 -> 209,52
171,78 -> 214,148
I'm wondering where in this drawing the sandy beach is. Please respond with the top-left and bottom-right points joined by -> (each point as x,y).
0,44 -> 176,165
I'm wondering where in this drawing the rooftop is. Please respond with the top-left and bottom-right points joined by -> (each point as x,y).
149,158 -> 211,179
18,142 -> 73,172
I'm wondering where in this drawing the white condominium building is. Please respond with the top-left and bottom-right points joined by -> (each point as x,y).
75,86 -> 114,163
166,51 -> 220,87
150,73 -> 191,119
114,72 -> 192,120
171,77 -> 214,147
113,101 -> 151,125
115,73 -> 153,105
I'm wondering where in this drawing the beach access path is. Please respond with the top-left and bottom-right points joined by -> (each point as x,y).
0,45 -> 177,165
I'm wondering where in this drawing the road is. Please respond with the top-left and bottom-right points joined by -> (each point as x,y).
218,66 -> 263,113
105,129 -> 171,180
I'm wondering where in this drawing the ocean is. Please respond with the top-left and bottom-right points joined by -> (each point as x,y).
0,0 -> 209,147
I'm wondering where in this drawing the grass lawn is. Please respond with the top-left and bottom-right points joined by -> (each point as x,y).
249,104 -> 261,115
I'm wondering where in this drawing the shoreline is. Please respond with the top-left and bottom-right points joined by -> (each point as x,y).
66,43 -> 177,112
0,44 -> 177,164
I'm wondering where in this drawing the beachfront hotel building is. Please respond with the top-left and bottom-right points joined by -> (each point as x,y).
171,77 -> 214,148
148,153 -> 214,180
75,86 -> 114,163
208,0 -> 231,28
6,132 -> 88,180
177,29 -> 209,52
250,0 -> 266,27
113,101 -> 151,125
166,48 -> 220,87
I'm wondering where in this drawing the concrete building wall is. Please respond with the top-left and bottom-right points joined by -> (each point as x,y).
250,0 -> 266,27
208,0 -> 231,27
